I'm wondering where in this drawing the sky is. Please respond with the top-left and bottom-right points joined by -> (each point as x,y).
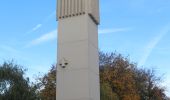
0,0 -> 170,96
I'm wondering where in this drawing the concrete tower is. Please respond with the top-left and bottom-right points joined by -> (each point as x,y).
56,0 -> 100,100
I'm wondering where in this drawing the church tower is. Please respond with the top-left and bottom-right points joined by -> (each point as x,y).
56,0 -> 100,100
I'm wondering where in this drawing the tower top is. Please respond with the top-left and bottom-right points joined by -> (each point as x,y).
57,0 -> 100,25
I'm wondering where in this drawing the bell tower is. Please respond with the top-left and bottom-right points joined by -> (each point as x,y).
56,0 -> 100,100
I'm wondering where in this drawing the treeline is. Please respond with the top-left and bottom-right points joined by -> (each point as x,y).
0,52 -> 169,100
99,52 -> 169,100
0,61 -> 56,100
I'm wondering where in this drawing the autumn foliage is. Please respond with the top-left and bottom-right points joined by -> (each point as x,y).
37,52 -> 169,100
99,52 -> 169,100
36,65 -> 56,100
0,52 -> 170,100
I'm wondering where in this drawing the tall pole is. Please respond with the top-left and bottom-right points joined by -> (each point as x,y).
56,0 -> 100,100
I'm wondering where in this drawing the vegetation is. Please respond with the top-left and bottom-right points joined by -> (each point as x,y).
0,61 -> 39,100
99,52 -> 169,100
0,52 -> 169,100
36,65 -> 56,100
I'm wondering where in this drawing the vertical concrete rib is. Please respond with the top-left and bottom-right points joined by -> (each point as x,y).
61,0 -> 64,18
80,0 -> 82,13
78,0 -> 81,14
72,0 -> 74,16
64,0 -> 66,17
68,0 -> 71,16
75,0 -> 77,15
70,0 -> 72,16
57,0 -> 60,18
77,0 -> 79,14
89,0 -> 91,13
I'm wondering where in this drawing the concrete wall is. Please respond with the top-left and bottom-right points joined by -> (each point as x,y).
57,0 -> 100,99
57,14 -> 100,100
57,0 -> 100,24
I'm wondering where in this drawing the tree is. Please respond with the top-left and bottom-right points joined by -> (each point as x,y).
36,65 -> 56,100
100,52 -> 140,100
32,51 -> 169,100
99,52 -> 169,100
134,68 -> 167,100
100,82 -> 119,100
0,61 -> 39,100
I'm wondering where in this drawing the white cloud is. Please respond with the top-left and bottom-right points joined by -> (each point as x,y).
26,30 -> 57,47
44,11 -> 56,23
26,24 -> 42,35
32,24 -> 42,31
25,11 -> 55,35
26,27 -> 130,47
138,25 -> 170,66
99,28 -> 131,34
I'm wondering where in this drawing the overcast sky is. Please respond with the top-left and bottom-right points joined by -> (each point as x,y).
0,0 -> 170,96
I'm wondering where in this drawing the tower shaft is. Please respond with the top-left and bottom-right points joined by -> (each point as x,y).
57,0 -> 100,100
